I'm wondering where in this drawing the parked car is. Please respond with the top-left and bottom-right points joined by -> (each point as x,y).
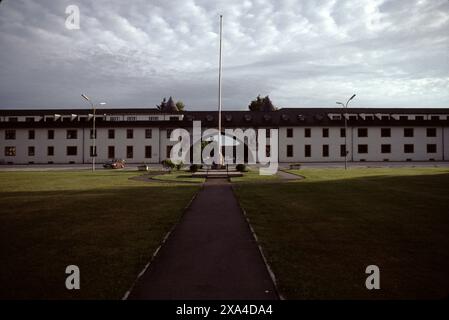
103,159 -> 125,169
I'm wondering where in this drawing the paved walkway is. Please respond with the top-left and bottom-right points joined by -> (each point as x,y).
128,178 -> 278,300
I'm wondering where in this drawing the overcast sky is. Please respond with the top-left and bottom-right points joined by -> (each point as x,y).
0,0 -> 448,110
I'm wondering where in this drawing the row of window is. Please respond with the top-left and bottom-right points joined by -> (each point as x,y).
4,127 -> 440,140
285,144 -> 438,157
3,145 -> 167,159
3,142 -> 440,159
285,127 -> 438,138
4,129 -> 161,140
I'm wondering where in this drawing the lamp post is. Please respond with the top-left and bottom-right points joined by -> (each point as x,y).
336,94 -> 356,170
82,94 -> 106,171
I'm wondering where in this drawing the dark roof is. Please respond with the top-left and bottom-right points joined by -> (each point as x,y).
0,108 -> 161,116
1,107 -> 448,129
1,107 -> 448,116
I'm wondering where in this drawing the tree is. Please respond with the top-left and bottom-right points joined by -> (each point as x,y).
157,96 -> 179,112
248,95 -> 264,111
176,101 -> 185,111
156,97 -> 167,111
248,95 -> 276,111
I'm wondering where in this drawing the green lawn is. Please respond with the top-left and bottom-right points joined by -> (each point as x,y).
230,168 -> 281,183
233,167 -> 449,299
0,171 -> 199,299
152,171 -> 206,183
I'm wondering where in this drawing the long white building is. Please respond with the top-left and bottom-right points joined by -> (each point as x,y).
1,107 -> 448,165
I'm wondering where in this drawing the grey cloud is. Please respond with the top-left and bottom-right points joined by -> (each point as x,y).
0,0 -> 448,110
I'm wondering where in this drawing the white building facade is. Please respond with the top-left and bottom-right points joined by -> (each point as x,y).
1,107 -> 448,164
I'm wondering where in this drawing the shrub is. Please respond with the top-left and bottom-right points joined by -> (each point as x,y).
175,161 -> 184,171
236,164 -> 247,172
190,164 -> 199,172
161,159 -> 175,171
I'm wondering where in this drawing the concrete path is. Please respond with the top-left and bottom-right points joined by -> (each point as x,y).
127,178 -> 278,300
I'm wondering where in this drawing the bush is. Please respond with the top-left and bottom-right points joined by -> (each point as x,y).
190,164 -> 199,172
175,161 -> 184,171
161,159 -> 175,171
236,164 -> 247,172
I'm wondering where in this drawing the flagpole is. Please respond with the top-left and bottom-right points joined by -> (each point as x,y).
218,14 -> 223,166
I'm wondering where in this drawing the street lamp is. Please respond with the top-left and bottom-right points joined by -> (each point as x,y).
336,94 -> 356,170
81,94 -> 106,171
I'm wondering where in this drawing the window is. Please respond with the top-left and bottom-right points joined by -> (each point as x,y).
404,128 -> 414,137
404,144 -> 414,153
358,128 -> 368,137
108,129 -> 115,139
286,145 -> 293,157
169,116 -> 179,121
430,116 -> 439,121
166,145 -> 173,158
340,144 -> 346,157
5,146 -> 16,156
5,130 -> 16,140
349,115 -> 357,120
340,128 -> 346,138
322,128 -> 329,138
145,146 -> 152,158
127,116 -> 137,121
28,146 -> 35,156
90,129 -> 97,139
26,117 -> 35,122
127,129 -> 133,139
149,116 -> 159,121
381,115 -> 390,120
266,129 -> 270,138
399,116 -> 408,120
110,116 -> 121,121
286,128 -> 293,138
67,146 -> 77,156
381,128 -> 391,137
304,128 -> 311,138
305,145 -> 311,157
90,146 -> 97,157
26,130 -> 35,140
427,144 -> 437,153
145,129 -> 152,139
127,146 -> 133,158
365,115 -> 374,120
358,144 -> 368,154
167,129 -> 173,139
8,117 -> 18,122
415,116 -> 424,121
381,144 -> 391,154
322,145 -> 329,157
48,130 -> 54,140
67,130 -> 77,139
426,128 -> 437,137
47,146 -> 54,156
263,145 -> 270,157
108,146 -> 115,159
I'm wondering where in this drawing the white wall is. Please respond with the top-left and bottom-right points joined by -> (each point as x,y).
1,125 -> 448,164
278,126 -> 446,162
